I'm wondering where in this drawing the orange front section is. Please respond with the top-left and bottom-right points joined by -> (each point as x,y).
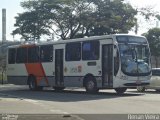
25,63 -> 49,86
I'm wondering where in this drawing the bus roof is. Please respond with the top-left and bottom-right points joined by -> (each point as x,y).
8,34 -> 146,48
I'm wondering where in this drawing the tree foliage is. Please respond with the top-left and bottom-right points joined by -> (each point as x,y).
137,6 -> 158,20
12,11 -> 49,41
13,0 -> 137,40
143,28 -> 160,67
90,0 -> 137,35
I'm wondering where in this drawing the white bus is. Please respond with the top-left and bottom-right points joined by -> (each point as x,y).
7,34 -> 151,94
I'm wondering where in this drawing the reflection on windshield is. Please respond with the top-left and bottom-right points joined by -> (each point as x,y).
119,44 -> 150,75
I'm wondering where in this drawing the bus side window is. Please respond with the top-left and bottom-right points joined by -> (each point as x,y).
40,45 -> 53,62
28,46 -> 39,63
16,47 -> 27,63
65,42 -> 81,61
8,48 -> 16,64
82,41 -> 99,60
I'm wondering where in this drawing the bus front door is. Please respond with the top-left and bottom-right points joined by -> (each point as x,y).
102,45 -> 113,87
55,49 -> 64,86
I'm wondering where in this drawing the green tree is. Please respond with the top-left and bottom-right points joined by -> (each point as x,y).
13,0 -> 94,40
12,11 -> 49,41
89,0 -> 137,35
143,28 -> 160,67
13,0 -> 137,40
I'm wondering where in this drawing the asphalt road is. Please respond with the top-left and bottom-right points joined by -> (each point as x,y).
0,84 -> 160,120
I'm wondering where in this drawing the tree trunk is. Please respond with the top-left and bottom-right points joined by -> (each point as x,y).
155,56 -> 159,68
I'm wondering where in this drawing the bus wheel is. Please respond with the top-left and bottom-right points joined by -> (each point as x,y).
28,76 -> 37,91
137,86 -> 145,92
115,88 -> 127,94
155,89 -> 160,92
53,87 -> 65,91
37,86 -> 43,91
85,76 -> 98,93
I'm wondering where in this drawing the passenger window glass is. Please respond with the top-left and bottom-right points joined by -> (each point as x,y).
65,42 -> 81,61
16,48 -> 27,63
8,48 -> 16,64
28,47 -> 39,63
82,41 -> 99,60
40,45 -> 53,62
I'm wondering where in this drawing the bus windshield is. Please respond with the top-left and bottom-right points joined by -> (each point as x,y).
116,36 -> 151,76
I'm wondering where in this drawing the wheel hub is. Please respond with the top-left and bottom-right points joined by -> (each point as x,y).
87,81 -> 94,90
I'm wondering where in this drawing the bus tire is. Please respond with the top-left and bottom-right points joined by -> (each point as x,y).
84,76 -> 99,93
53,87 -> 65,91
137,86 -> 145,92
115,87 -> 127,94
37,86 -> 43,91
155,89 -> 160,92
28,76 -> 39,91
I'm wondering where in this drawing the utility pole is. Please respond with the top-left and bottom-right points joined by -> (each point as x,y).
2,8 -> 6,44
135,19 -> 138,34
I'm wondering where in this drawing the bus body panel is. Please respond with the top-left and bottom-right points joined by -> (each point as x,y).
7,64 -> 28,85
41,62 -> 55,86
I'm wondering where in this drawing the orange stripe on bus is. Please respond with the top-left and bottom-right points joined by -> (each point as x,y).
25,63 -> 49,86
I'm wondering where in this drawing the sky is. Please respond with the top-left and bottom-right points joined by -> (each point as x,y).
127,0 -> 160,34
0,0 -> 24,41
0,0 -> 160,41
